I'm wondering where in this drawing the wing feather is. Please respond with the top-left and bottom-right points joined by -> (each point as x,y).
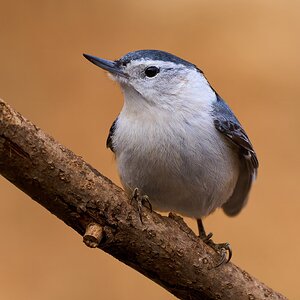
213,95 -> 258,216
106,117 -> 118,152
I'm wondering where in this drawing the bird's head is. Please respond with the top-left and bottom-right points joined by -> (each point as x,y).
83,50 -> 215,113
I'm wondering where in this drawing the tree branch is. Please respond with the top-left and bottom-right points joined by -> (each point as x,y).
0,98 -> 286,300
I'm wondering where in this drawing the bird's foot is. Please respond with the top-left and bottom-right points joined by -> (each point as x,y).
197,219 -> 232,267
131,188 -> 152,223
206,239 -> 232,268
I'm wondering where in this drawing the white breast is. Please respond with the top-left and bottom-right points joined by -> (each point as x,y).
112,106 -> 239,218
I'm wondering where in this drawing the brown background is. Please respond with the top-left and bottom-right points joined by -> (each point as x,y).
0,1 -> 299,299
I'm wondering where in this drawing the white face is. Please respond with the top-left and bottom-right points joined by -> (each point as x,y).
110,59 -> 216,113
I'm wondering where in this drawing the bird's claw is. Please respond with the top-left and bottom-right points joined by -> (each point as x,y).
197,219 -> 232,267
206,240 -> 232,268
131,188 -> 152,223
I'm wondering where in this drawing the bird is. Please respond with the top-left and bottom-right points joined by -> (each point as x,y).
83,50 -> 258,265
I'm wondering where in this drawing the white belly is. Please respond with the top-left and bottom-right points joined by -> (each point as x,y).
113,112 -> 239,218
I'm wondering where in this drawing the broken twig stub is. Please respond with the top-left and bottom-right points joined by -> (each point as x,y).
83,223 -> 103,248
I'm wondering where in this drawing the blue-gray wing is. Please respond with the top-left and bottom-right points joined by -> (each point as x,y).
213,95 -> 258,216
106,117 -> 118,152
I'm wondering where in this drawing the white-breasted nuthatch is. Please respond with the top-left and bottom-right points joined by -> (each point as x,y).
83,50 -> 258,265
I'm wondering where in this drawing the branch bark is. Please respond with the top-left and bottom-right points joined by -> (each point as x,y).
0,98 -> 286,300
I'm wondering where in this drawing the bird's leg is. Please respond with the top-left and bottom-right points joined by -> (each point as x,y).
197,218 -> 232,267
197,219 -> 213,242
131,188 -> 152,223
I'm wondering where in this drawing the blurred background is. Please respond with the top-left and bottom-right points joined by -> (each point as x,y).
0,1 -> 299,299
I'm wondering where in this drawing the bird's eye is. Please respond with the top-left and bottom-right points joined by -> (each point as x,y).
144,66 -> 160,77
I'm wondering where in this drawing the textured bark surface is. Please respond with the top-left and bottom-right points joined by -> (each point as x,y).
0,99 -> 286,300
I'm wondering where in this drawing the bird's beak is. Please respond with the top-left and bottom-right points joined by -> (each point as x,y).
83,54 -> 126,77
